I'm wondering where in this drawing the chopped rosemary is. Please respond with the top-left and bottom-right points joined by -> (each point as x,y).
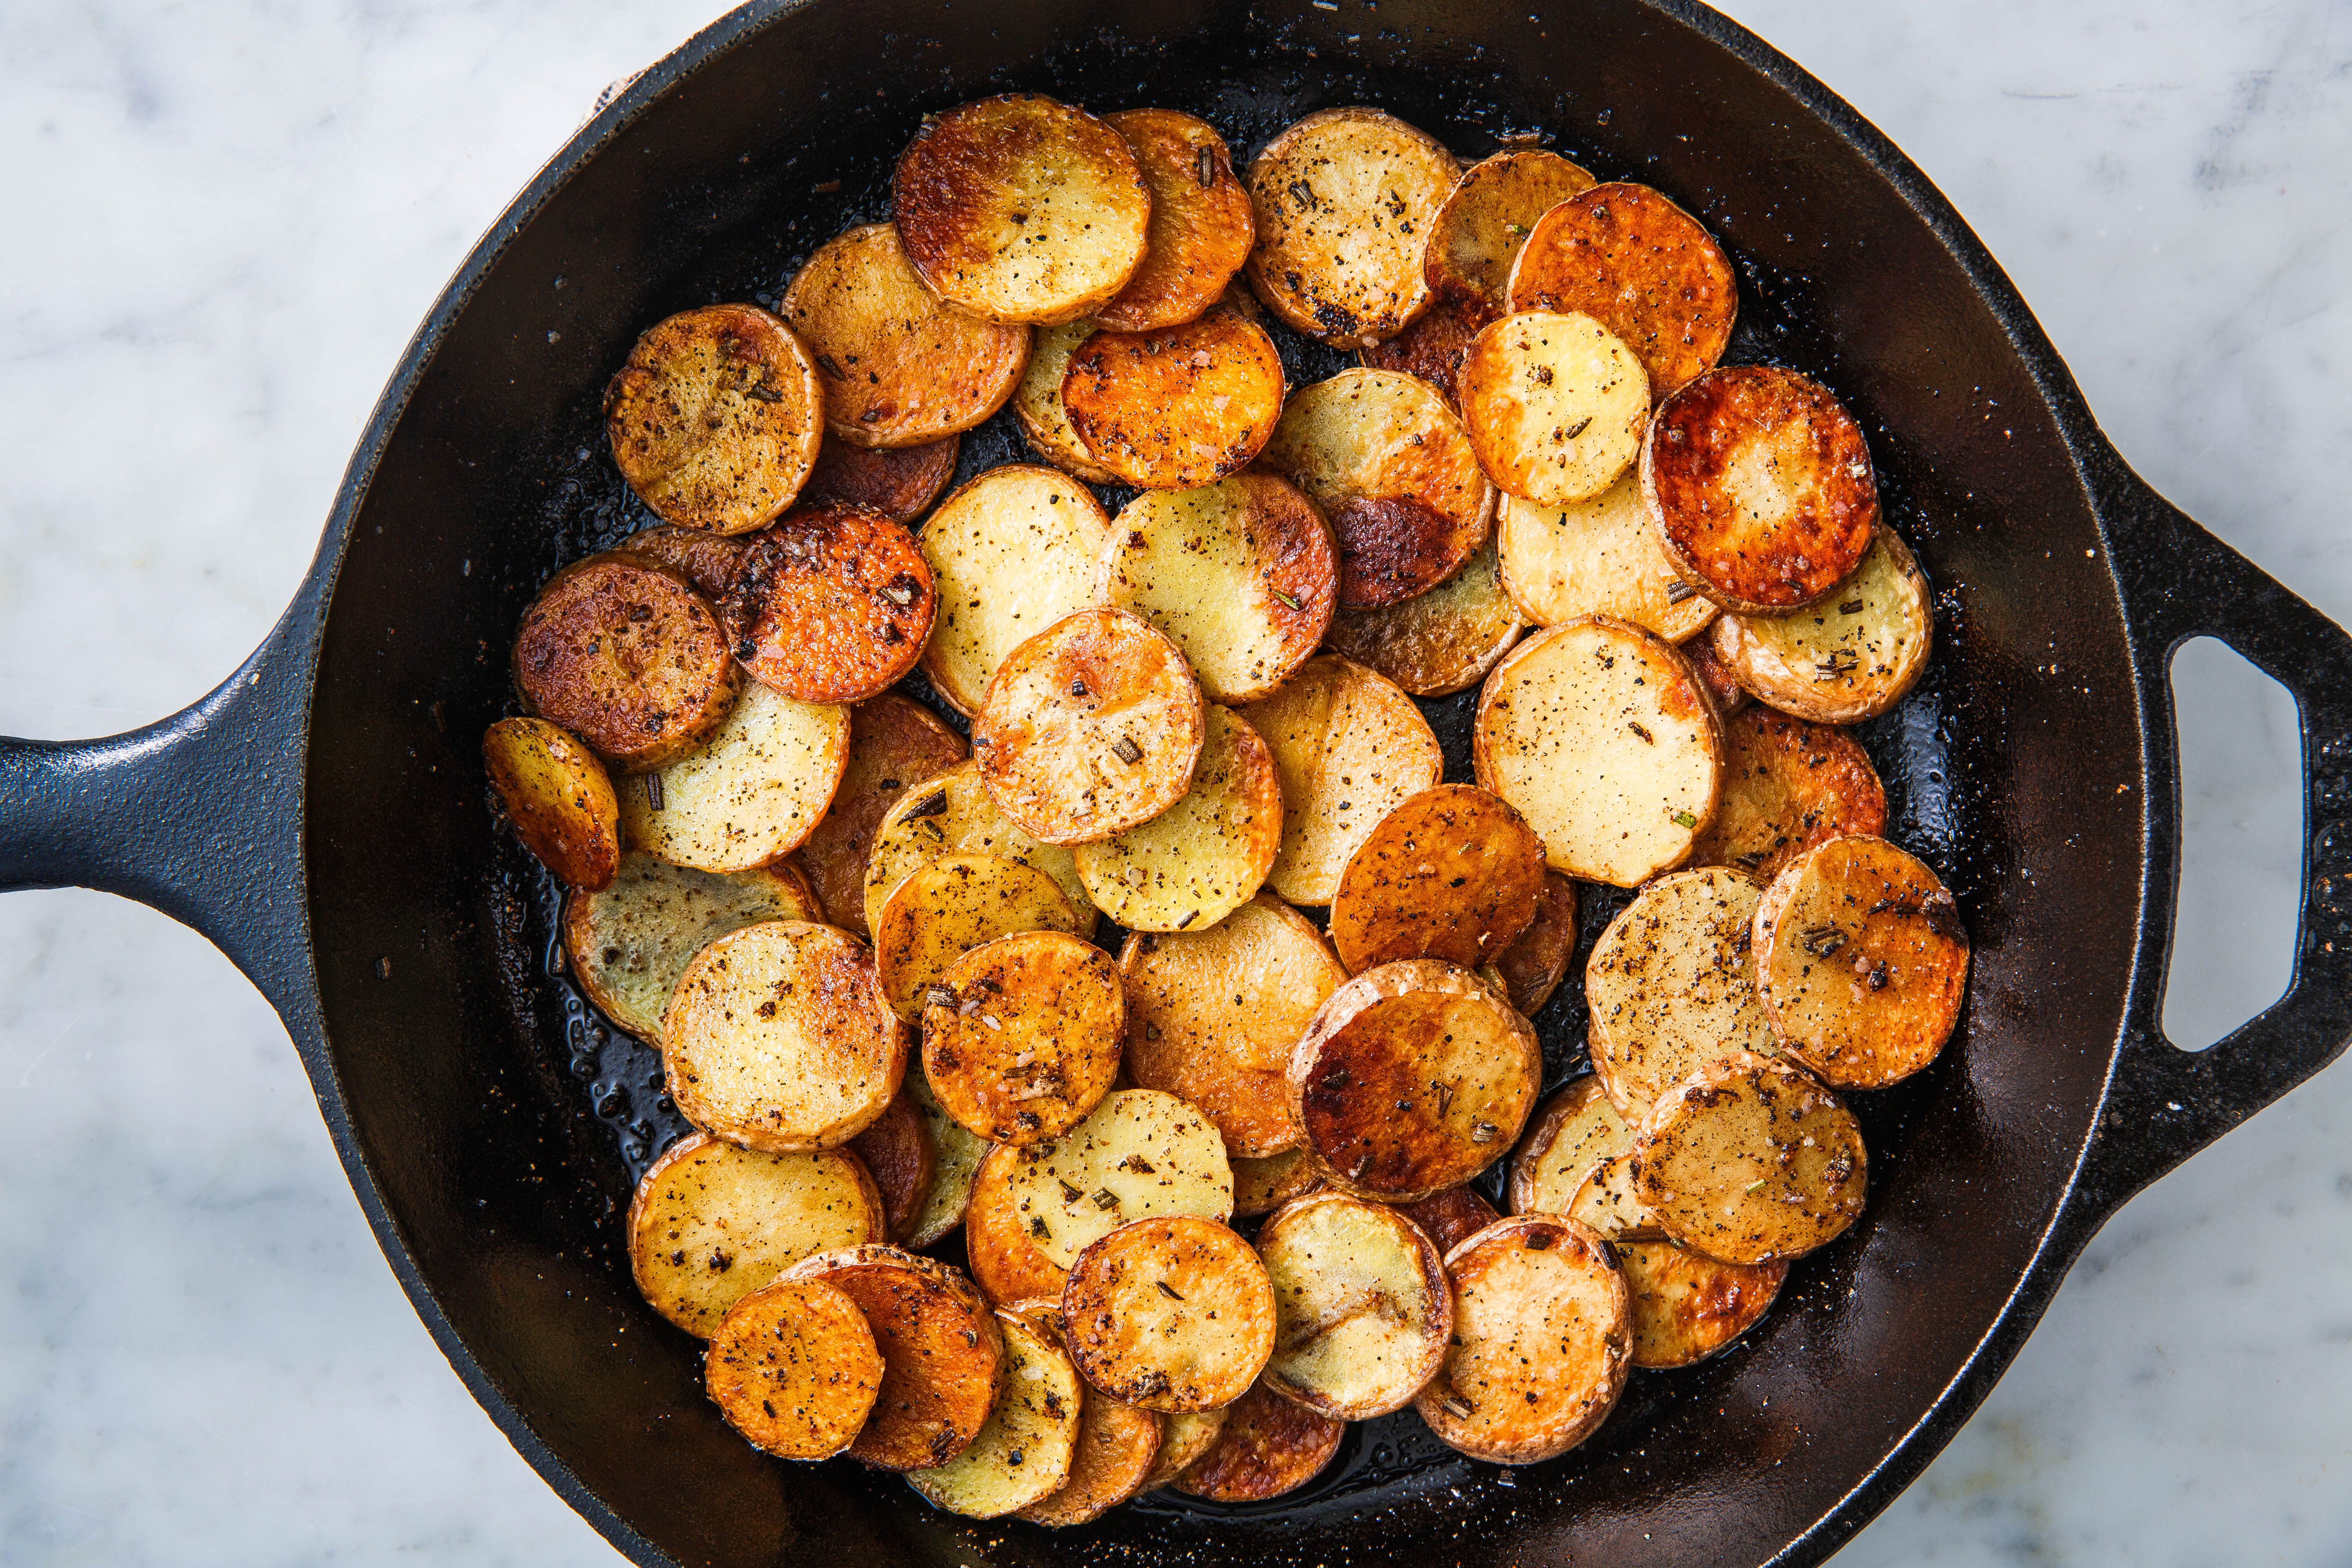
642,774 -> 664,811
1666,580 -> 1697,604
1671,809 -> 1698,829
1273,588 -> 1303,610
1111,735 -> 1143,764
1156,1280 -> 1186,1301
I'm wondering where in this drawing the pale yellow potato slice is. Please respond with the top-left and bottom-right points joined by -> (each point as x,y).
1458,310 -> 1650,506
906,1310 -> 1082,1519
1073,704 -> 1283,933
781,1244 -> 1003,1470
998,1088 -> 1233,1270
484,717 -> 620,889
1586,867 -> 1778,1116
1241,655 -> 1443,905
1618,1242 -> 1787,1370
1709,528 -> 1934,724
872,852 -> 1081,1024
1011,1302 -> 1164,1526
1568,1151 -> 1666,1242
903,1071 -> 990,1250
620,684 -> 851,873
1631,1050 -> 1868,1265
918,464 -> 1114,716
1322,537 -> 1525,698
1257,1192 -> 1451,1419
604,303 -> 823,533
1423,149 -> 1597,319
567,853 -> 819,1044
861,759 -> 1093,939
1012,321 -> 1120,483
704,1277 -> 883,1460
1507,1076 -> 1634,1215
921,929 -> 1123,1147
1229,1148 -> 1325,1219
1062,1216 -> 1276,1412
1494,477 -> 1718,639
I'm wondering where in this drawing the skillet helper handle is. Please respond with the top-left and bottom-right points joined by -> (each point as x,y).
2082,442 -> 2352,1209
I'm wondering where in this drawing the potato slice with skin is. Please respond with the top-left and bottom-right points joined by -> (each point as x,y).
1569,1152 -> 1666,1242
1062,312 -> 1286,489
619,524 -> 750,600
627,1133 -> 885,1337
875,853 -> 1081,1025
781,223 -> 1030,449
604,304 -> 822,535
1258,1192 -> 1451,1419
1144,1409 -> 1232,1490
1062,1216 -> 1276,1412
1587,868 -> 1777,1116
1323,536 -> 1525,699
1098,474 -> 1336,704
1690,708 -> 1886,883
1230,1147 -> 1325,1218
1012,321 -> 1121,483
1619,1242 -> 1787,1370
1289,960 -> 1542,1203
1495,478 -> 1718,641
862,759 -> 1093,938
1009,1301 -> 1165,1527
920,463 -> 1118,721
484,718 -> 620,889
722,503 -> 935,704
1415,1215 -> 1632,1464
705,1277 -> 884,1460
1328,784 -> 1546,973
922,930 -> 1122,1146
1711,527 -> 1934,724
1001,1088 -> 1234,1269
895,94 -> 1152,327
973,608 -> 1206,845
1508,1077 -> 1634,1215
1173,1379 -> 1343,1501
1492,868 -> 1579,1016
849,1090 -> 936,1242
1356,297 -> 1481,407
664,920 -> 907,1152
797,693 -> 966,938
1459,310 -> 1650,506
566,854 -> 817,1044
798,432 -> 960,522
515,554 -> 742,773
1506,182 -> 1737,400
1095,108 -> 1254,332
1753,835 -> 1968,1089
1425,149 -> 1597,321
967,1143 -> 1069,1305
1245,107 -> 1457,349
904,1072 -> 989,1249
782,1244 -> 1004,1470
1689,633 -> 1752,717
1074,705 -> 1283,933
1473,618 -> 1723,888
1243,655 -> 1443,905
907,1309 -> 1082,1518
1398,1185 -> 1499,1256
620,684 -> 851,873
1632,1050 -> 1867,1265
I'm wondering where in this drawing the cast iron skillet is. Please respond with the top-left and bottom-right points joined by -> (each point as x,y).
5,2 -> 2350,1564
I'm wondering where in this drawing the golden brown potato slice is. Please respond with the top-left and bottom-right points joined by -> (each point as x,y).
1011,1303 -> 1164,1526
1356,296 -> 1482,406
1424,149 -> 1597,320
1242,655 -> 1444,905
1507,1076 -> 1634,1215
966,1143 -> 1070,1305
1289,960 -> 1542,1203
1688,633 -> 1752,717
1094,108 -> 1254,332
1230,1147 -> 1325,1219
705,1276 -> 884,1459
904,1071 -> 989,1249
798,432 -> 961,522
1245,107 -> 1457,348
1143,1409 -> 1232,1490
1000,1088 -> 1234,1268
973,608 -> 1206,845
514,554 -> 742,773
604,303 -> 822,535
1260,368 -> 1494,610
1506,182 -> 1736,399
1567,1152 -> 1666,1242
861,759 -> 1093,938
1398,1185 -> 1499,1256
1631,1050 -> 1867,1265
1172,1379 -> 1343,1501
1323,537 -> 1524,699
619,684 -> 851,873
1097,473 -> 1336,703
722,503 -> 935,704
848,1089 -> 936,1243
1494,478 -> 1719,641
1491,868 -> 1580,1016
906,1309 -> 1082,1518
664,920 -> 906,1151
1012,321 -> 1120,483
618,523 -> 750,600
873,853 -> 1081,1024
1473,618 -> 1722,887
796,694 -> 966,938
1644,365 -> 1878,614
1710,528 -> 1933,724
484,717 -> 620,889
1414,1215 -> 1631,1464
1586,867 -> 1777,1116
567,853 -> 819,1043
1074,705 -> 1283,933
1062,311 -> 1286,489
1688,707 -> 1886,882
1063,1216 -> 1276,1412
921,466 -> 1120,714
921,929 -> 1123,1146
1617,1242 -> 1786,1370
782,1244 -> 1004,1470
1258,1192 -> 1450,1419
894,93 -> 1152,326
1327,784 -> 1547,973
1459,310 -> 1649,506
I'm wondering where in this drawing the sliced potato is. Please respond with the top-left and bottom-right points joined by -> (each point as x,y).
904,1071 -> 989,1249
1618,1242 -> 1787,1370
1244,107 -> 1457,348
796,693 -> 966,938
1289,960 -> 1541,1203
921,929 -> 1123,1146
894,93 -> 1152,326
1568,1152 -> 1665,1242
966,1143 -> 1070,1305
1000,1088 -> 1234,1269
1073,705 -> 1282,933
484,717 -> 621,889
1097,474 -> 1336,703
1327,784 -> 1546,973
620,684 -> 851,873
619,523 -> 750,600
1397,1185 -> 1499,1256
849,1089 -> 936,1242
1012,321 -> 1121,483
1689,708 -> 1886,882
1172,1379 -> 1343,1501
1414,1215 -> 1631,1464
1753,834 -> 1968,1089
514,553 -> 742,773
1710,527 -> 1933,724
1506,182 -> 1736,399
1231,1149 -> 1324,1221
1586,867 -> 1777,1116
604,303 -> 822,534
1258,1192 -> 1450,1419
1473,618 -> 1722,887
861,759 -> 1094,938
1062,1216 -> 1276,1412
780,223 -> 1029,449
1494,477 -> 1718,640
1356,296 -> 1482,406
664,920 -> 907,1152
722,503 -> 935,704
1013,1306 -> 1163,1526
1323,537 -> 1524,698
1458,310 -> 1649,506
1143,1408 -> 1232,1490
1062,311 -> 1286,489
1688,632 -> 1752,717
567,853 -> 820,1043
918,466 -> 1117,713
907,1309 -> 1082,1518
1631,1050 -> 1867,1265
1507,1077 -> 1634,1216
705,1276 -> 884,1459
874,853 -> 1081,1024
1424,149 -> 1597,320
1242,655 -> 1444,905
798,432 -> 960,522
1491,868 -> 1579,1016
1093,108 -> 1254,332
781,1244 -> 1003,1470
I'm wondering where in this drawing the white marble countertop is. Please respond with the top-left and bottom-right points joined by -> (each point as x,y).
1,1 -> 2345,1563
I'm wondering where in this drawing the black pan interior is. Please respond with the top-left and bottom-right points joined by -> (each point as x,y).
299,2 -> 2146,1564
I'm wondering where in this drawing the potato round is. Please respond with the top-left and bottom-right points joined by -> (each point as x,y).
1144,1409 -> 1232,1491
861,759 -> 1094,938
1230,1148 -> 1325,1219
999,1088 -> 1234,1269
1688,632 -> 1752,718
1073,704 -> 1283,933
1618,1242 -> 1787,1370
1491,868 -> 1580,1016
1414,1215 -> 1632,1464
921,929 -> 1123,1146
1289,960 -> 1542,1203
849,1090 -> 937,1243
1012,321 -> 1120,483
1092,107 -> 1254,332
780,223 -> 1030,448
705,1277 -> 884,1460
1709,527 -> 1933,724
1506,181 -> 1736,399
483,717 -> 620,889
1097,473 -> 1336,703
894,93 -> 1152,327
904,1071 -> 989,1250
1244,107 -> 1457,348
514,553 -> 742,773
1568,1152 -> 1665,1242
1689,707 -> 1886,882
1587,867 -> 1777,1116
1258,1192 -> 1451,1419
604,303 -> 822,534
781,1244 -> 1004,1470
1063,1216 -> 1276,1412
1495,477 -> 1719,641
619,683 -> 851,873
1459,310 -> 1649,506
1328,784 -> 1546,974
874,853 -> 1081,1025
1425,149 -> 1597,319
1356,296 -> 1481,406
919,466 -> 1115,713
566,854 -> 817,1044
966,1143 -> 1071,1305
621,523 -> 751,600
1753,835 -> 1968,1089
1473,617 -> 1722,887
1631,1050 -> 1868,1265
795,693 -> 966,937
1324,537 -> 1525,699
1013,1308 -> 1163,1526
722,503 -> 935,704
1507,1076 -> 1634,1216
1242,655 -> 1444,905
1172,1379 -> 1343,1501
906,1309 -> 1082,1518
799,432 -> 961,522
973,608 -> 1206,845
663,920 -> 907,1152
1061,310 -> 1285,489
1398,1185 -> 1500,1256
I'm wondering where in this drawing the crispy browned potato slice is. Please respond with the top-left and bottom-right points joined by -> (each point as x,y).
567,853 -> 819,1043
1618,1242 -> 1786,1369
1688,633 -> 1752,718
921,930 -> 1122,1146
705,1276 -> 884,1459
796,694 -> 967,937
1459,310 -> 1650,506
1120,895 -> 1344,1158
1093,108 -> 1254,332
1711,528 -> 1933,725
781,223 -> 1030,448
1414,1215 -> 1631,1464
664,920 -> 907,1151
1289,960 -> 1541,1203
1012,321 -> 1120,483
906,1309 -> 1082,1517
967,1143 -> 1070,1305
1074,705 -> 1283,933
798,432 -> 961,522
619,524 -> 751,600
1507,1076 -> 1634,1214
1062,311 -> 1285,489
1011,1303 -> 1164,1526
1397,1185 -> 1499,1256
1644,365 -> 1878,614
1492,868 -> 1579,1016
1473,618 -> 1722,887
1586,867 -> 1777,1116
1631,1050 -> 1867,1265
973,608 -> 1206,845
999,1088 -> 1234,1270
1143,1408 -> 1232,1490
514,554 -> 742,773
1327,784 -> 1547,973
904,1072 -> 989,1249
1506,182 -> 1736,399
1356,297 -> 1482,407
862,759 -> 1094,938
604,304 -> 822,535
895,94 -> 1152,326
1230,1147 -> 1325,1218
1098,474 -> 1336,703
1258,1192 -> 1451,1419
874,853 -> 1081,1024
1425,149 -> 1597,320
1172,1379 -> 1343,1501
1567,1151 -> 1665,1242
619,684 -> 851,873
1243,655 -> 1444,904
849,1089 -> 937,1242
722,503 -> 935,703
1063,1216 -> 1276,1411
483,717 -> 620,889
1245,107 -> 1458,348
1689,708 -> 1886,882
1494,477 -> 1719,641
1324,537 -> 1524,698
782,1244 -> 1004,1470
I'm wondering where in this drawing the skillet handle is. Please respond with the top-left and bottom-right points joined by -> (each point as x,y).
2078,440 -> 2352,1211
